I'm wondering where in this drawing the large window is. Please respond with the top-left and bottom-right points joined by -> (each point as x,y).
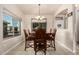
3,11 -> 21,38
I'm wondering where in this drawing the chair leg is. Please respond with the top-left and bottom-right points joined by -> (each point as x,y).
44,51 -> 46,55
35,51 -> 37,55
54,40 -> 56,51
24,47 -> 26,51
50,40 -> 52,47
24,41 -> 27,51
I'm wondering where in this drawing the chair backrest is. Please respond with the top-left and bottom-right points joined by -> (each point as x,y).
34,29 -> 46,46
28,29 -> 30,35
23,29 -> 28,38
52,28 -> 57,37
54,28 -> 57,34
35,28 -> 46,39
50,28 -> 52,33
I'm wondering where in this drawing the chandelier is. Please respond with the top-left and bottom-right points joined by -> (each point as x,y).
35,4 -> 46,20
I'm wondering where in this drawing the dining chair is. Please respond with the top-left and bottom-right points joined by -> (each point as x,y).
23,29 -> 28,51
51,28 -> 57,51
24,29 -> 35,51
34,28 -> 47,55
46,28 -> 57,51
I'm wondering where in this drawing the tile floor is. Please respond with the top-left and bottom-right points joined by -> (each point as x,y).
76,44 -> 79,54
6,41 -> 74,55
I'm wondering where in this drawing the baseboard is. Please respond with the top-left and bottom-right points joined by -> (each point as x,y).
2,40 -> 23,55
56,40 -> 73,53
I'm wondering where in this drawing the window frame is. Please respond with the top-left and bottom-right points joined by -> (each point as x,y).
2,8 -> 22,39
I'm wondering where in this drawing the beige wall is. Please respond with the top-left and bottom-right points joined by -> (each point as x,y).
0,4 -> 24,54
76,5 -> 79,43
54,4 -> 74,53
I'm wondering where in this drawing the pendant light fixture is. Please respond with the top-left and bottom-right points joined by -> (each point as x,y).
35,4 -> 46,20
37,4 -> 41,20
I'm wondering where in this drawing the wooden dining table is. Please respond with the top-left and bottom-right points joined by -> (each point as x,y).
27,32 -> 55,46
28,32 -> 53,40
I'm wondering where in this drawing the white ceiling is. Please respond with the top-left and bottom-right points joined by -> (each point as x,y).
17,4 -> 62,15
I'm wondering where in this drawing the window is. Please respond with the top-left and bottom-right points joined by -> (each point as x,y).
13,18 -> 21,36
32,22 -> 47,31
3,11 -> 21,38
31,17 -> 47,31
